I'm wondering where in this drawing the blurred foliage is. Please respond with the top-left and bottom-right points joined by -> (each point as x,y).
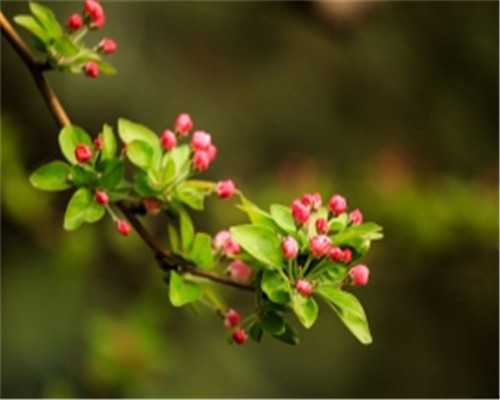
1,1 -> 498,398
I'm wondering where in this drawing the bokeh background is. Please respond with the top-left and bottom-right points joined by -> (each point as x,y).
1,1 -> 499,397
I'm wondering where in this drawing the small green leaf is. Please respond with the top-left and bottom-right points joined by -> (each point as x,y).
29,2 -> 62,37
133,171 -> 160,197
51,36 -> 79,57
118,119 -> 160,168
13,15 -> 50,44
230,225 -> 283,269
270,204 -> 296,234
69,165 -> 99,187
316,286 -> 372,344
95,59 -> 117,75
58,125 -> 92,164
248,321 -> 264,343
272,322 -> 300,345
169,271 -> 202,307
127,140 -> 154,170
261,269 -> 291,304
63,188 -> 91,230
97,159 -> 124,190
101,124 -> 117,161
167,224 -> 180,253
160,158 -> 176,186
329,212 -> 349,231
174,181 -> 211,211
189,233 -> 214,269
85,200 -> 105,223
291,292 -> 319,329
261,311 -> 286,335
237,195 -> 279,230
169,145 -> 191,176
332,223 -> 383,253
29,161 -> 71,191
179,208 -> 194,252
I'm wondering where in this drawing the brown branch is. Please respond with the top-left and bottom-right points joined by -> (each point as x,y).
1,10 -> 254,292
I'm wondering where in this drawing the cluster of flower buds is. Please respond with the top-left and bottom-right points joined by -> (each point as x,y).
222,308 -> 247,345
212,230 -> 252,283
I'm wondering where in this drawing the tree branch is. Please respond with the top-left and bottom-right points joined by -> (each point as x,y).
1,10 -> 254,292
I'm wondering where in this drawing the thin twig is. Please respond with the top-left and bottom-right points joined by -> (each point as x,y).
1,10 -> 254,292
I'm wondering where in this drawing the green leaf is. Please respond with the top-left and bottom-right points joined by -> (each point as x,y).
329,212 -> 349,231
13,15 -> 50,44
51,36 -> 79,57
270,204 -> 296,234
29,2 -> 62,37
118,119 -> 160,168
95,59 -> 117,75
230,225 -> 283,268
189,233 -> 214,270
69,165 -> 99,187
174,181 -> 211,211
169,145 -> 191,177
97,159 -> 124,190
127,140 -> 154,170
272,322 -> 299,345
169,271 -> 202,307
167,224 -> 180,253
101,124 -> 117,161
261,269 -> 291,304
179,208 -> 194,252
133,171 -> 160,197
85,200 -> 106,223
58,125 -> 92,164
237,195 -> 279,230
160,158 -> 176,186
316,286 -> 372,345
29,161 -> 71,191
291,292 -> 319,329
248,321 -> 264,343
261,311 -> 286,335
64,187 -> 104,230
332,223 -> 383,254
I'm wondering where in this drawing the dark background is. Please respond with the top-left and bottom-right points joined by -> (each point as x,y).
1,1 -> 499,397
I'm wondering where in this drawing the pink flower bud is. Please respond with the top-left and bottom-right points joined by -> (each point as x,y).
224,238 -> 241,255
309,235 -> 332,257
315,218 -> 329,234
84,0 -> 105,28
213,230 -> 231,250
216,180 -> 235,200
282,236 -> 298,259
193,150 -> 210,172
302,192 -> 322,210
143,197 -> 163,216
342,248 -> 352,264
349,264 -> 370,286
99,38 -> 117,54
75,144 -> 92,163
207,144 -> 218,162
291,199 -> 311,225
116,220 -> 131,236
94,190 -> 108,205
84,61 -> 99,78
67,14 -> 82,30
295,279 -> 312,297
161,129 -> 177,151
224,308 -> 242,329
329,194 -> 348,215
329,246 -> 343,262
232,329 -> 248,345
175,113 -> 193,136
349,208 -> 363,225
94,137 -> 103,150
227,260 -> 252,282
191,130 -> 212,151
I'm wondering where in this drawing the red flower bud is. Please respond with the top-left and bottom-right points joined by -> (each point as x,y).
329,246 -> 343,262
207,144 -> 218,162
75,144 -> 92,163
342,248 -> 352,264
329,194 -> 347,215
191,130 -> 212,151
99,38 -> 117,54
349,208 -> 363,225
349,264 -> 370,286
295,279 -> 312,297
84,0 -> 105,29
175,113 -> 193,136
302,192 -> 322,210
84,61 -> 99,78
216,179 -> 235,200
224,309 -> 242,329
161,129 -> 177,151
116,220 -> 131,236
232,329 -> 248,345
213,230 -> 241,256
94,190 -> 108,205
315,217 -> 329,234
67,14 -> 83,30
94,137 -> 103,150
291,199 -> 310,225
143,197 -> 163,216
193,150 -> 210,172
282,236 -> 298,259
310,235 -> 332,257
227,260 -> 252,282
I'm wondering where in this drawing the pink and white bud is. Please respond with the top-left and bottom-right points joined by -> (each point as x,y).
310,235 -> 332,257
193,150 -> 210,172
216,180 -> 235,200
206,144 -> 218,161
315,218 -> 329,234
349,208 -> 363,225
75,144 -> 92,163
282,236 -> 298,259
329,194 -> 348,215
175,113 -> 193,136
295,279 -> 312,297
232,329 -> 248,345
191,130 -> 212,151
161,130 -> 177,151
99,38 -> 117,54
224,238 -> 241,255
94,190 -> 108,205
291,199 -> 311,225
94,137 -> 103,150
116,220 -> 131,236
224,308 -> 242,329
342,248 -> 352,264
349,264 -> 370,286
84,61 -> 99,78
213,230 -> 231,250
227,260 -> 252,282
143,197 -> 163,216
84,0 -> 105,28
329,246 -> 343,262
67,14 -> 83,30
302,192 -> 322,211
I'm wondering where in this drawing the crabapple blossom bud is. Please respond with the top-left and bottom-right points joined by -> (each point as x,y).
191,131 -> 212,151
207,144 -> 218,161
232,329 -> 248,345
342,248 -> 352,264
216,180 -> 235,200
302,192 -> 322,211
329,246 -> 343,262
175,113 -> 193,136
67,14 -> 82,30
116,220 -> 131,236
143,197 -> 163,216
213,230 -> 231,250
349,208 -> 363,225
161,130 -> 177,151
75,144 -> 92,163
84,0 -> 105,28
295,279 -> 312,297
227,260 -> 252,282
315,218 -> 329,234
310,235 -> 332,257
282,236 -> 298,259
329,194 -> 347,215
291,199 -> 310,225
94,190 -> 108,205
99,38 -> 117,54
224,238 -> 241,255
349,264 -> 370,286
94,137 -> 103,150
84,61 -> 99,78
193,150 -> 210,172
224,309 -> 242,329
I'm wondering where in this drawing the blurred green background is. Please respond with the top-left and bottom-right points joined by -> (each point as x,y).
1,1 -> 498,397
